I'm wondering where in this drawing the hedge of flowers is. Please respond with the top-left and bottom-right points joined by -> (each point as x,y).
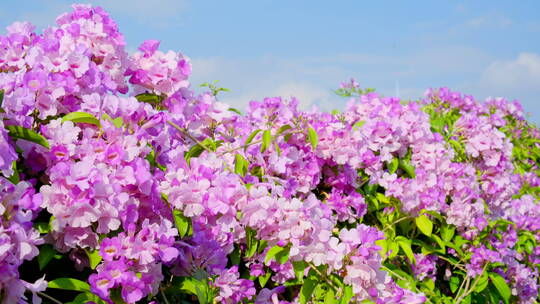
0,4 -> 539,304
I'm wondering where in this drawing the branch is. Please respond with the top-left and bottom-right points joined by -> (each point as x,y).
217,129 -> 302,157
167,121 -> 213,153
160,287 -> 171,304
436,255 -> 467,272
307,262 -> 341,294
455,264 -> 487,304
36,292 -> 63,304
383,216 -> 412,232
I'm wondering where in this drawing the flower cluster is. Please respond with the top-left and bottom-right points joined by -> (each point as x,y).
0,181 -> 43,302
0,4 -> 539,304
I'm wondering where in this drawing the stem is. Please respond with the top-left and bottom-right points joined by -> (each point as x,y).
167,121 -> 239,175
455,264 -> 487,304
306,262 -> 341,294
36,292 -> 63,304
380,266 -> 433,304
217,130 -> 302,157
383,216 -> 411,232
454,274 -> 470,303
167,121 -> 213,153
217,138 -> 264,157
380,265 -> 407,282
436,255 -> 467,272
160,288 -> 171,304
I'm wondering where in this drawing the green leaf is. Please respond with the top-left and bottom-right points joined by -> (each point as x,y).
258,271 -> 272,288
415,239 -> 438,255
395,236 -> 416,264
173,209 -> 193,238
260,130 -> 271,152
430,116 -> 445,134
110,288 -> 128,304
307,126 -> 318,150
375,193 -> 390,204
177,277 -> 198,295
6,125 -> 50,149
135,93 -> 162,104
195,284 -> 210,304
475,273 -> 489,293
0,89 -> 4,107
430,235 -> 446,252
265,245 -> 289,264
6,161 -> 20,184
184,138 -> 220,164
449,276 -> 460,293
453,235 -> 469,247
48,278 -> 90,292
424,210 -> 444,222
274,141 -> 281,156
257,240 -> 268,255
398,158 -> 415,178
323,287 -> 336,304
38,244 -> 56,270
244,129 -> 261,151
245,227 -> 258,258
85,249 -> 102,270
228,246 -> 241,266
423,278 -> 435,291
275,247 -> 290,264
376,239 -> 388,257
146,148 -> 166,172
489,273 -> 511,304
299,277 -> 318,304
193,269 -> 210,281
387,157 -> 399,174
363,183 -> 378,196
234,153 -> 249,177
487,284 -> 501,304
112,117 -> 124,128
388,241 -> 400,259
441,225 -> 456,242
62,112 -> 100,127
449,139 -> 464,155
34,221 -> 51,234
340,285 -> 353,304
66,292 -> 108,304
228,107 -> 242,115
101,113 -> 123,128
292,260 -> 307,281
176,277 -> 213,304
277,124 -> 292,134
352,120 -> 365,130
415,214 -> 433,237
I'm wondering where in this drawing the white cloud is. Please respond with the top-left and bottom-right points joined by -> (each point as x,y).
188,45 -> 495,112
189,49 -> 540,124
481,52 -> 540,90
458,52 -> 540,123
269,82 -> 334,110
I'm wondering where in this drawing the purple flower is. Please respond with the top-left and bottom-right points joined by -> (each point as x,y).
0,122 -> 18,177
411,254 -> 438,281
100,237 -> 122,261
214,266 -> 256,304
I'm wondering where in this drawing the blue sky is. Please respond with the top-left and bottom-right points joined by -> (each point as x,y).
1,1 -> 540,123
